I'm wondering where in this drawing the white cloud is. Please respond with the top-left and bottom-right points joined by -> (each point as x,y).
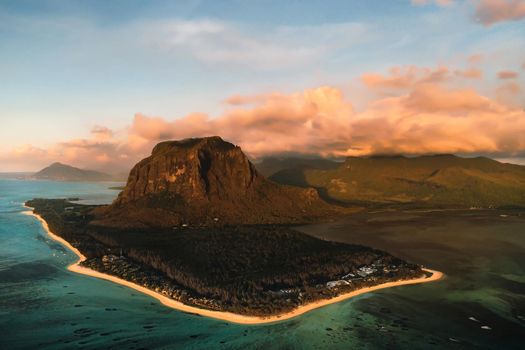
139,19 -> 368,69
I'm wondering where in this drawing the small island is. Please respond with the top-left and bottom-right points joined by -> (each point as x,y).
24,137 -> 442,323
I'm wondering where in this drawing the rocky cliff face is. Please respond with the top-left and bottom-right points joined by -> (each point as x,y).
114,137 -> 260,205
94,137 -> 335,228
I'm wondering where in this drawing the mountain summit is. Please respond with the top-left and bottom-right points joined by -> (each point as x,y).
95,137 -> 335,228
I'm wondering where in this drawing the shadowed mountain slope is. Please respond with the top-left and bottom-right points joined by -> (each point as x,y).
254,157 -> 340,177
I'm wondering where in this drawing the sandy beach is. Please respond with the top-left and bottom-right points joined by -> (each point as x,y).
23,207 -> 443,325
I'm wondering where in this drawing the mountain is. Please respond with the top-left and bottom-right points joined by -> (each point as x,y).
254,157 -> 340,177
25,138 -> 423,318
93,136 -> 338,228
33,162 -> 113,182
268,154 -> 525,208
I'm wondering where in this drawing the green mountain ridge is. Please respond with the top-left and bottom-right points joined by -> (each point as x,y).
267,154 -> 525,208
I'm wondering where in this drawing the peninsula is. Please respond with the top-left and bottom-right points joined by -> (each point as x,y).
24,136 -> 442,323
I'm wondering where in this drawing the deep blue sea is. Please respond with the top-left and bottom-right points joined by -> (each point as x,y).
0,179 -> 524,349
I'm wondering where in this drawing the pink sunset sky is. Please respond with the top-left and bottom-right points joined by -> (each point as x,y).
1,0 -> 524,172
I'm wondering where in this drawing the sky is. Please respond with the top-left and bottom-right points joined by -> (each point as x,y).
1,0 -> 524,172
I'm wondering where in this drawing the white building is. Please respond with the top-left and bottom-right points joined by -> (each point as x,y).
326,280 -> 350,289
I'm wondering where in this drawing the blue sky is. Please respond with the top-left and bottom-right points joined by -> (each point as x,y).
1,0 -> 524,171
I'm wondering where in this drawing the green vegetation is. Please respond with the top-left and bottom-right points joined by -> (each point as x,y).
269,155 -> 525,208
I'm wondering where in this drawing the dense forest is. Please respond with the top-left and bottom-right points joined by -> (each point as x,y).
26,198 -> 422,316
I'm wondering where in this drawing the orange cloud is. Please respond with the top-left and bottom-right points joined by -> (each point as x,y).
129,87 -> 354,158
2,76 -> 524,172
223,94 -> 279,106
475,0 -> 525,26
497,70 -> 519,79
496,81 -> 523,106
403,84 -> 493,112
362,65 -> 450,90
0,134 -> 132,172
455,68 -> 483,79
126,82 -> 524,160
348,85 -> 524,156
467,54 -> 483,63
91,125 -> 114,140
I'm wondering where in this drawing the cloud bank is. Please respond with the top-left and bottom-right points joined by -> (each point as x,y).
3,63 -> 524,172
127,83 -> 524,159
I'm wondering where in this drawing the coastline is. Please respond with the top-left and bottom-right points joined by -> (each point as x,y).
22,206 -> 444,325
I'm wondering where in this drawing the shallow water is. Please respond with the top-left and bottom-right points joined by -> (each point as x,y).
0,179 -> 523,349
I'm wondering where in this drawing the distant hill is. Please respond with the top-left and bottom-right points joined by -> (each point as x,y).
268,154 -> 525,208
34,162 -> 113,182
94,137 -> 338,228
254,157 -> 340,177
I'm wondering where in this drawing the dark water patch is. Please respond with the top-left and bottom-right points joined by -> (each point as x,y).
0,261 -> 57,282
73,327 -> 97,338
182,311 -> 202,317
100,330 -> 124,337
0,284 -> 51,311
454,301 -> 525,339
490,274 -> 525,295
35,234 -> 49,242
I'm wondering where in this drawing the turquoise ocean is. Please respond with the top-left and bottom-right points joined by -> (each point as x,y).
0,179 -> 524,349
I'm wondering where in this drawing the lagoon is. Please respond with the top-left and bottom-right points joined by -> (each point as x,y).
0,179 -> 523,349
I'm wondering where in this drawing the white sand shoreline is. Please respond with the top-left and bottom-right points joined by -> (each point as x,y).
22,206 -> 444,325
